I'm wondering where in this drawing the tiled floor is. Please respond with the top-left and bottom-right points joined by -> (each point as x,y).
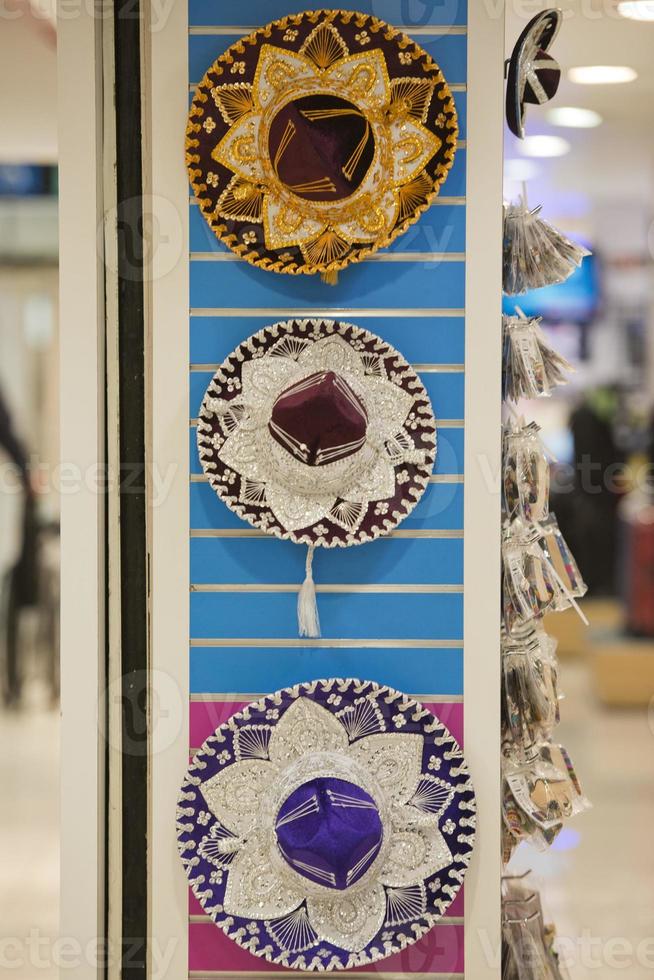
508,658 -> 654,978
1,659 -> 652,978
0,701 -> 59,979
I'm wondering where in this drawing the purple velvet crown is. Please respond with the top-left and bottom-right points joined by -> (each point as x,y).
269,370 -> 368,466
276,776 -> 383,889
269,94 -> 375,203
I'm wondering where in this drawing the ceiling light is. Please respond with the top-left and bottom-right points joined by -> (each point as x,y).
520,135 -> 571,158
546,106 -> 603,128
568,65 -> 637,84
504,158 -> 541,182
617,1 -> 654,20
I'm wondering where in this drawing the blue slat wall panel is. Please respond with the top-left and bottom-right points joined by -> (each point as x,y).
191,314 -> 466,365
188,1 -> 468,28
190,592 -> 463,640
190,257 -> 466,309
190,646 -> 464,696
186,2 -> 469,970
190,536 -> 464,585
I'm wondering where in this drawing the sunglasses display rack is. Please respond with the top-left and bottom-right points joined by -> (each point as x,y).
501,193 -> 592,977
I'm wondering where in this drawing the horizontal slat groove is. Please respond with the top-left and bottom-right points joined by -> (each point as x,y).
189,691 -> 464,702
189,81 -> 467,92
189,973 -> 463,979
416,365 -> 464,373
190,195 -> 467,206
190,528 -> 463,539
188,24 -> 468,36
191,583 -> 464,594
190,308 -> 465,317
190,638 -> 463,648
431,196 -> 466,205
189,363 -> 464,373
189,472 -> 464,483
188,914 -> 465,925
190,418 -> 463,427
190,251 -> 466,263
189,974 -> 464,979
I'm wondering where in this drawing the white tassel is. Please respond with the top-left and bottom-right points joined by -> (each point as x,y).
297,545 -> 320,638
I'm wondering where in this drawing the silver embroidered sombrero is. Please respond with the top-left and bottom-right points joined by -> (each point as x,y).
176,678 -> 476,972
196,318 -> 436,636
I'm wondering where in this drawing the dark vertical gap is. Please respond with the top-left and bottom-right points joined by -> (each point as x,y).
114,0 -> 148,976
103,353 -> 109,980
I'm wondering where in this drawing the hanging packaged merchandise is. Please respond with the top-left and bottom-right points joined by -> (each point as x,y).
503,741 -> 591,836
502,626 -> 560,756
501,9 -> 592,957
503,421 -> 551,523
502,876 -> 570,980
504,908 -> 561,980
538,514 -> 588,601
502,521 -> 557,632
503,194 -> 591,296
503,309 -> 574,402
502,520 -> 589,633
502,785 -> 562,863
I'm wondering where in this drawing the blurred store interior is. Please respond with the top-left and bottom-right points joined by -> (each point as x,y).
0,5 -> 59,979
1,2 -> 654,979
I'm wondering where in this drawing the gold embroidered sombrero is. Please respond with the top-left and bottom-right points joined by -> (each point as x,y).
187,9 -> 458,281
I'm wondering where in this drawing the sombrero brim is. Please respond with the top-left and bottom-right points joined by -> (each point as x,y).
186,9 -> 459,277
506,8 -> 562,139
176,678 -> 476,972
196,318 -> 437,548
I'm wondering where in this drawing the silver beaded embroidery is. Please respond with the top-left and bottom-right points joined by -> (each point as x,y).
196,321 -> 437,546
180,687 -> 472,967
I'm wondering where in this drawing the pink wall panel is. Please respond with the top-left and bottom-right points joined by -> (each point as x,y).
189,700 -> 464,750
188,922 -> 464,975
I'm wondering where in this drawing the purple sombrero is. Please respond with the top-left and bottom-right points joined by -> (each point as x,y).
186,9 -> 458,279
176,678 -> 476,972
196,318 -> 436,635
